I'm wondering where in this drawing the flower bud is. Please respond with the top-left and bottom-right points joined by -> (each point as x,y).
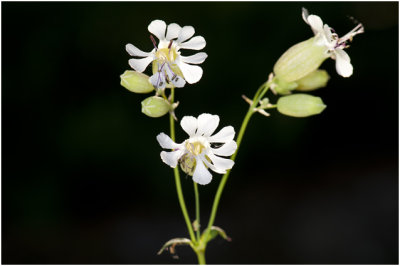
296,69 -> 330,91
259,98 -> 270,109
141,96 -> 170,118
272,77 -> 298,95
277,94 -> 326,117
273,37 -> 330,83
120,70 -> 155,94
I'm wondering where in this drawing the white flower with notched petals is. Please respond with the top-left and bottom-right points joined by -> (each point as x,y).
302,8 -> 364,77
126,20 -> 207,89
156,114 -> 237,185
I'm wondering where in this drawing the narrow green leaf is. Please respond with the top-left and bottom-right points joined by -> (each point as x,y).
203,226 -> 232,243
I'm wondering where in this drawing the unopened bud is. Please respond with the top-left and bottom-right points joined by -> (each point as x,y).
296,69 -> 330,91
273,37 -> 329,82
259,98 -> 270,109
120,70 -> 155,94
277,94 -> 326,117
272,77 -> 298,95
141,96 -> 170,118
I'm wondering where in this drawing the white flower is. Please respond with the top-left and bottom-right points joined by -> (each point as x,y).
126,20 -> 208,89
302,8 -> 364,77
156,114 -> 237,185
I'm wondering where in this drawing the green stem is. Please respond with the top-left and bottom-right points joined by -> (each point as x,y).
196,249 -> 206,264
194,182 -> 201,241
169,87 -> 197,244
204,107 -> 253,234
203,83 -> 270,243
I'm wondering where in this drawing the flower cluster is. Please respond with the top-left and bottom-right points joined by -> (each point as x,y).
120,8 -> 365,263
157,114 -> 237,185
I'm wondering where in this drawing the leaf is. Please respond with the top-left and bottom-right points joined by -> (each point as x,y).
203,226 -> 232,243
157,238 -> 192,256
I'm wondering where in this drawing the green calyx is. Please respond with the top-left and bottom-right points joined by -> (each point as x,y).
273,37 -> 329,83
141,96 -> 171,118
277,93 -> 326,117
120,70 -> 155,94
271,76 -> 298,95
295,69 -> 330,91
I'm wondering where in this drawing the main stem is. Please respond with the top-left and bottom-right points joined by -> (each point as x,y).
196,250 -> 206,264
169,87 -> 197,244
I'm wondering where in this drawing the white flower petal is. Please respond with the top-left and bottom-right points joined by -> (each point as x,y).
126,43 -> 150,57
202,156 -> 226,174
207,152 -> 235,172
160,150 -> 184,168
180,52 -> 208,65
192,157 -> 212,185
180,116 -> 198,137
178,36 -> 206,50
172,75 -> 186,88
148,20 -> 167,41
196,113 -> 219,137
211,141 -> 237,157
307,14 -> 324,35
177,61 -> 203,84
335,49 -> 353,77
302,7 -> 310,24
208,126 -> 235,143
177,26 -> 195,43
156,132 -> 181,149
165,64 -> 186,88
128,56 -> 154,73
323,24 -> 333,41
166,23 -> 182,40
149,70 -> 166,89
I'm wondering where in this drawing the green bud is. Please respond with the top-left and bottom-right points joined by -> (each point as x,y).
295,69 -> 330,91
273,37 -> 330,83
259,98 -> 270,109
277,94 -> 326,117
272,77 -> 298,95
120,70 -> 154,94
141,96 -> 170,118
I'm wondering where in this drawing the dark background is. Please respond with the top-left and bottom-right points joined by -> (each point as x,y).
2,2 -> 398,264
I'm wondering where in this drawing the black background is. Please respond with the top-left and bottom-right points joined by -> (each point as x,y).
2,2 -> 398,264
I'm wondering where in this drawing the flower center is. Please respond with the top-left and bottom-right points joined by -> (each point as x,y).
186,141 -> 205,156
156,47 -> 177,63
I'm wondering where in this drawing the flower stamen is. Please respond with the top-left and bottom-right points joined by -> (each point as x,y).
186,141 -> 205,156
156,62 -> 166,88
150,35 -> 158,50
338,23 -> 364,44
